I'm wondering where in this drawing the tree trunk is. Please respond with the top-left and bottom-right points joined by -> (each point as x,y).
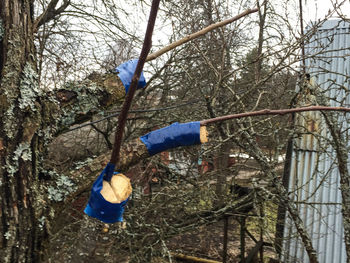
0,1 -> 45,262
0,1 -> 131,260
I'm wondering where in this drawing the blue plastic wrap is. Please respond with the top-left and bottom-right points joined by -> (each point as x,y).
115,59 -> 147,93
140,122 -> 201,156
84,163 -> 129,223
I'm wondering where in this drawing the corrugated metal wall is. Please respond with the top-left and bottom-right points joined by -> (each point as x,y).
282,20 -> 350,263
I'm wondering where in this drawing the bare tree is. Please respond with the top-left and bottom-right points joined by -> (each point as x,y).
1,0 -> 350,262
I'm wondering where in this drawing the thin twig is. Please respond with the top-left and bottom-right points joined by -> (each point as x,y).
110,0 -> 160,165
146,8 -> 259,62
200,106 -> 350,126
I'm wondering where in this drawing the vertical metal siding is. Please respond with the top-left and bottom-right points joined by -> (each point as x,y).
282,20 -> 350,263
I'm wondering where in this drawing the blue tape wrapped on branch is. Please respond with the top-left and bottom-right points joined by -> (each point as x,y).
85,58 -> 147,224
84,163 -> 130,223
85,0 -> 209,225
84,121 -> 205,223
140,121 -> 202,156
115,59 -> 147,93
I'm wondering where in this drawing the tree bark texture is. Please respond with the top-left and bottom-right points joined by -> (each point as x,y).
0,2 -> 126,261
0,1 -> 42,262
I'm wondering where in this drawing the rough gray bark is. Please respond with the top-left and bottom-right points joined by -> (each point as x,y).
0,1 -> 127,261
0,1 -> 42,261
55,74 -> 126,135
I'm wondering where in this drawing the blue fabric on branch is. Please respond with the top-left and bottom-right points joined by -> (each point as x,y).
115,59 -> 147,93
84,163 -> 129,223
103,162 -> 116,182
140,121 -> 201,156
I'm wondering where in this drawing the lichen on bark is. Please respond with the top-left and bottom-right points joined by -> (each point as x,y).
59,81 -> 103,127
56,73 -> 126,134
47,173 -> 77,202
19,63 -> 41,111
3,104 -> 16,139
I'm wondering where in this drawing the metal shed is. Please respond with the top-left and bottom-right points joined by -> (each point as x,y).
281,19 -> 350,263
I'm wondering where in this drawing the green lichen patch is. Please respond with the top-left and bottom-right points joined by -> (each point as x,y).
55,73 -> 125,134
5,142 -> 32,176
2,30 -> 23,93
5,158 -> 17,176
47,172 -> 77,202
74,157 -> 94,170
59,81 -> 104,127
4,231 -> 12,240
38,216 -> 46,230
13,142 -> 32,162
3,104 -> 16,139
19,63 -> 41,111
1,33 -> 28,140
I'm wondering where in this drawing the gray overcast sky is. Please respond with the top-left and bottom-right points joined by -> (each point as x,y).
305,0 -> 350,21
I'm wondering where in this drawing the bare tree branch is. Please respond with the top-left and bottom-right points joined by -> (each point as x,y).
110,0 -> 160,166
146,8 -> 259,62
200,106 -> 350,125
34,0 -> 70,31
